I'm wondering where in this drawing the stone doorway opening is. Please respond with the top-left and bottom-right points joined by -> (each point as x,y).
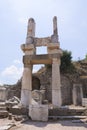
32,76 -> 41,91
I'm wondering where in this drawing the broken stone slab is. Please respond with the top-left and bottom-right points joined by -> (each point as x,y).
32,90 -> 46,104
9,105 -> 28,115
14,115 -> 24,121
6,96 -> 20,104
13,96 -> 21,103
8,113 -> 12,120
5,96 -> 21,109
29,104 -> 48,121
0,110 -> 8,118
0,123 -> 16,130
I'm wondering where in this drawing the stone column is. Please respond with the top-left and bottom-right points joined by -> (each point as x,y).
27,18 -> 35,37
52,58 -> 62,107
26,18 -> 35,44
51,16 -> 58,43
72,84 -> 83,106
53,16 -> 58,35
21,65 -> 32,107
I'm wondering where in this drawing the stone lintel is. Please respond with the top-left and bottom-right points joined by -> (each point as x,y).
21,38 -> 60,48
34,37 -> 51,46
23,54 -> 61,65
47,43 -> 60,49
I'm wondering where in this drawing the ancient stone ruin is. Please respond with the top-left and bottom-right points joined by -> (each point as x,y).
21,16 -> 62,121
0,17 -> 87,123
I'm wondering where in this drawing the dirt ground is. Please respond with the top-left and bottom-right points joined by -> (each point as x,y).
0,118 -> 87,130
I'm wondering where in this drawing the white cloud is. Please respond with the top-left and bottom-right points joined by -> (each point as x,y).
1,65 -> 23,80
13,60 -> 21,64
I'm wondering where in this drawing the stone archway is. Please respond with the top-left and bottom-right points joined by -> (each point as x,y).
32,76 -> 41,90
21,16 -> 62,108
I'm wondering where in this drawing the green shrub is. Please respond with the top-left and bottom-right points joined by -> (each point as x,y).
45,50 -> 75,73
60,50 -> 74,73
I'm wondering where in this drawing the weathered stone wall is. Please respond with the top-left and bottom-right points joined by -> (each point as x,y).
36,68 -> 73,105
35,67 -> 52,102
2,60 -> 87,105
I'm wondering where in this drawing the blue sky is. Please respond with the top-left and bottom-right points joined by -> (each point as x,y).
0,0 -> 87,85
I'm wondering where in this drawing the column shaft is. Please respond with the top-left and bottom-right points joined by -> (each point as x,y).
21,65 -> 32,107
52,58 -> 62,107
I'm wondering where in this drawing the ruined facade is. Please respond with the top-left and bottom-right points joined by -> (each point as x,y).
21,16 -> 62,121
20,16 -> 87,121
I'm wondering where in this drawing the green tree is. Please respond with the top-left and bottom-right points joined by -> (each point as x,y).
60,50 -> 73,73
45,50 -> 74,73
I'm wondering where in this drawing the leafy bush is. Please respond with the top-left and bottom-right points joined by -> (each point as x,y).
45,50 -> 75,73
60,50 -> 74,73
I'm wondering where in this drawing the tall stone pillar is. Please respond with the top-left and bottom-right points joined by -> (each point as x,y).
26,18 -> 35,44
52,58 -> 62,107
21,65 -> 32,107
53,16 -> 58,35
72,84 -> 83,106
27,18 -> 35,37
21,18 -> 36,107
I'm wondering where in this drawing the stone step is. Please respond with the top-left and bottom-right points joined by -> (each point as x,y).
49,116 -> 87,120
49,107 -> 86,116
0,102 -> 6,107
0,110 -> 8,118
0,106 -> 6,110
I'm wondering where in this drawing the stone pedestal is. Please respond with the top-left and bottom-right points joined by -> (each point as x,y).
29,104 -> 48,121
52,58 -> 62,107
21,66 -> 32,107
72,84 -> 83,106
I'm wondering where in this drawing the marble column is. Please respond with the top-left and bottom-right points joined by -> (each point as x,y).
52,58 -> 62,107
72,84 -> 83,106
21,65 -> 32,107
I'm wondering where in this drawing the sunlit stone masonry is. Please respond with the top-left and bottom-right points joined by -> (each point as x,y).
21,16 -> 62,121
